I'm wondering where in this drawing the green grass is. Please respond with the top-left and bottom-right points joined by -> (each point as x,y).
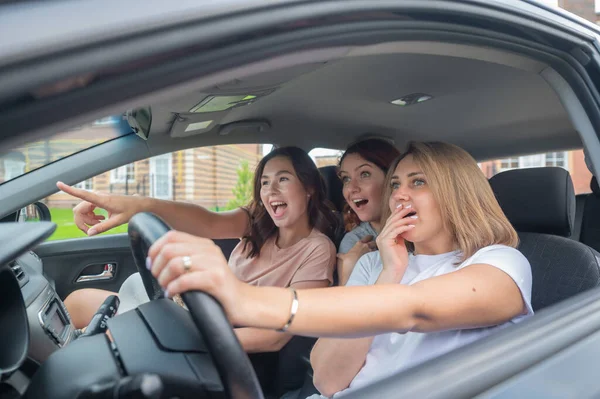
47,205 -> 226,241
48,208 -> 129,241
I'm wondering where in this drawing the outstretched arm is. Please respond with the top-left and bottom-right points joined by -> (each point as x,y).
149,231 -> 528,338
57,182 -> 249,238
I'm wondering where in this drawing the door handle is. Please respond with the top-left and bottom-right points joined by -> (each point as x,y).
76,263 -> 115,283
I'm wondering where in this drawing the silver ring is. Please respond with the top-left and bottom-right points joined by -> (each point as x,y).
182,256 -> 192,273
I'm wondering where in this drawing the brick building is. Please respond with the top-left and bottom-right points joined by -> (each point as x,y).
558,0 -> 599,22
479,150 -> 593,194
77,143 -> 263,210
0,120 -> 263,210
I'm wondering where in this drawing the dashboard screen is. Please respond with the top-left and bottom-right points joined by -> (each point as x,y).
47,303 -> 66,336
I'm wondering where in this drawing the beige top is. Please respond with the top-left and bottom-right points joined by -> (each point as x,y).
229,229 -> 336,287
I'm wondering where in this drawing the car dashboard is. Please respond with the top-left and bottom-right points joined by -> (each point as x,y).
14,251 -> 77,363
0,223 -> 58,388
0,222 -> 225,399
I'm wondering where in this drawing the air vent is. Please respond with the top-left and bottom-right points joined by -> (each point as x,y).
10,262 -> 24,280
9,261 -> 28,287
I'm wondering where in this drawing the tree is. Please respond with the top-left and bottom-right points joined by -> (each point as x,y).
224,160 -> 254,210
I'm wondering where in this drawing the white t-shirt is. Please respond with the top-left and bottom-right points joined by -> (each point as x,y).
322,245 -> 533,398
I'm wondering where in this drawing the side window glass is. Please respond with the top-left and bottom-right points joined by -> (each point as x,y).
44,144 -> 268,240
309,148 -> 342,168
480,149 -> 592,195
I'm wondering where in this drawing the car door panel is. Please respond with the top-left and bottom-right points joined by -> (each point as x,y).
476,328 -> 600,398
35,234 -> 133,299
36,234 -> 241,299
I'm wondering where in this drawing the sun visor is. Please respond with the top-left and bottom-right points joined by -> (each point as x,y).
218,120 -> 270,136
169,113 -> 270,138
168,111 -> 225,138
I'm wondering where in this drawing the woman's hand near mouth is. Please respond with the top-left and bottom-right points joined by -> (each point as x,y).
376,205 -> 416,283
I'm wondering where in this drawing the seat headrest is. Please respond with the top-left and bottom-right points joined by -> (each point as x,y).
319,165 -> 344,212
488,167 -> 575,237
592,176 -> 599,197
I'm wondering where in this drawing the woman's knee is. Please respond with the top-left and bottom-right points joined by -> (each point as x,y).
64,288 -> 116,329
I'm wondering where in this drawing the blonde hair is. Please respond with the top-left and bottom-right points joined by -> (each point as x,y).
380,141 -> 518,261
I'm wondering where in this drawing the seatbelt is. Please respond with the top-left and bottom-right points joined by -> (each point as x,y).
572,194 -> 587,241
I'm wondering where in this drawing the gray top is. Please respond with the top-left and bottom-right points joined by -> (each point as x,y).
338,222 -> 378,254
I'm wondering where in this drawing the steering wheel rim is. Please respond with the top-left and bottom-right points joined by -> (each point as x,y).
128,212 -> 264,399
128,215 -> 166,300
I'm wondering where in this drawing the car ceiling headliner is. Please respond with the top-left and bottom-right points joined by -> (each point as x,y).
147,45 -> 578,161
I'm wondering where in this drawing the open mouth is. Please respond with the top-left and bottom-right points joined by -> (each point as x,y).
353,199 -> 369,209
404,211 -> 417,218
270,201 -> 288,217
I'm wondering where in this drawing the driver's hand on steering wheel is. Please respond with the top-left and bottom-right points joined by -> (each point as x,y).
147,231 -> 249,324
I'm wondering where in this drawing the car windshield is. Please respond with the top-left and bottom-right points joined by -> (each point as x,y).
0,115 -> 131,185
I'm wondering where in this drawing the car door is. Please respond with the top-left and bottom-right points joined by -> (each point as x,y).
37,234 -> 239,300
35,234 -> 134,299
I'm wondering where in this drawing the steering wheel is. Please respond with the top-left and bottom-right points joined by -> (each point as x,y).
128,213 -> 264,399
128,214 -> 165,301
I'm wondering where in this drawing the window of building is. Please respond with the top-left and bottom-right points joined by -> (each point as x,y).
481,149 -> 592,195
150,154 -> 173,200
497,152 -> 568,173
309,148 -> 343,168
75,179 -> 93,191
499,157 -> 519,172
110,164 -> 135,183
3,159 -> 25,181
519,154 -> 546,169
545,151 -> 567,167
497,152 -> 568,172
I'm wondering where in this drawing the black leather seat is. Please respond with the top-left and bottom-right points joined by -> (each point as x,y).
489,167 -> 600,311
319,165 -> 345,249
571,193 -> 587,241
213,238 -> 240,260
319,165 -> 344,212
579,177 -> 600,253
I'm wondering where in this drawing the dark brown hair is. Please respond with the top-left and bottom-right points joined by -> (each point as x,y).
243,147 -> 339,257
338,138 -> 401,231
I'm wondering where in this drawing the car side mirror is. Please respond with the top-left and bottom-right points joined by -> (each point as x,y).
18,202 -> 51,222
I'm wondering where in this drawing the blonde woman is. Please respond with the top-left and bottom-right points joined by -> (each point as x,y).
146,142 -> 533,398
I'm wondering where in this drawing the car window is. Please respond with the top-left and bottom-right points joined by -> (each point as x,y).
44,144 -> 269,241
309,147 -> 342,168
0,115 -> 130,186
480,149 -> 592,194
